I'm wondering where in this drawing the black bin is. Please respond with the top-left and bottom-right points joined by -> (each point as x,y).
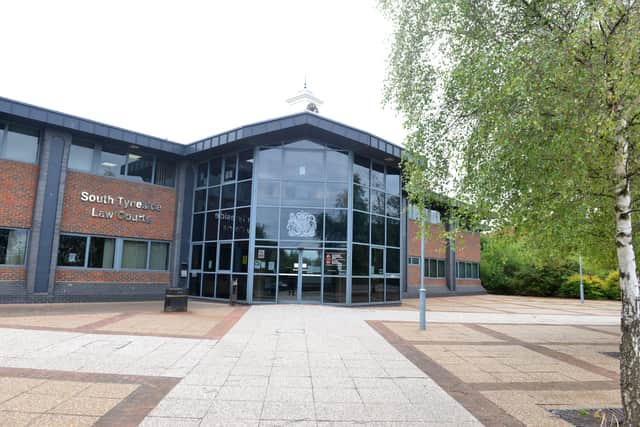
164,287 -> 188,312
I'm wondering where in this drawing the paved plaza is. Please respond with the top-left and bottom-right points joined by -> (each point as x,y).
0,296 -> 622,426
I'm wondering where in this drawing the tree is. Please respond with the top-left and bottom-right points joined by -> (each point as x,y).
382,0 -> 640,423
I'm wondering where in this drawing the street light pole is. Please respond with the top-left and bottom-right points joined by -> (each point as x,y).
419,212 -> 427,330
579,255 -> 584,304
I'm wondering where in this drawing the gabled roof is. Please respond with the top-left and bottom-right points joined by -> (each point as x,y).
0,96 -> 404,161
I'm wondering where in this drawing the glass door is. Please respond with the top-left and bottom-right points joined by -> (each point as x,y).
278,249 -> 299,302
300,249 -> 322,303
277,248 -> 322,303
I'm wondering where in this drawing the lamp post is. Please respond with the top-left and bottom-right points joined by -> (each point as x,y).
579,256 -> 584,304
419,212 -> 427,330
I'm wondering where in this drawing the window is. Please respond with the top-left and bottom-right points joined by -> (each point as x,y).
121,240 -> 148,269
99,149 -> 127,177
429,209 -> 441,224
87,237 -> 115,268
457,261 -> 480,279
408,256 -> 420,265
126,153 -> 154,183
424,258 -> 446,278
408,204 -> 419,220
68,142 -> 94,171
0,228 -> 28,265
57,235 -> 87,267
154,159 -> 176,187
0,125 -> 39,163
149,242 -> 169,270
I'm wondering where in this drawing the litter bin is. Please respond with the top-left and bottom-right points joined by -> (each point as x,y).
164,287 -> 188,312
230,279 -> 238,306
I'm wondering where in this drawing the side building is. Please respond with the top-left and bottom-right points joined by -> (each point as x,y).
0,96 -> 483,304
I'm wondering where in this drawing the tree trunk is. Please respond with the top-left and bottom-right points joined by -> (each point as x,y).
614,129 -> 640,426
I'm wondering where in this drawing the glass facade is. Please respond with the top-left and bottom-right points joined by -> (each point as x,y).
189,139 -> 403,305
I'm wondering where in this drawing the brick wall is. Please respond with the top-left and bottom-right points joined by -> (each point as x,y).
60,172 -> 176,240
0,267 -> 26,282
0,159 -> 38,228
456,230 -> 481,262
407,221 -> 447,258
55,269 -> 169,284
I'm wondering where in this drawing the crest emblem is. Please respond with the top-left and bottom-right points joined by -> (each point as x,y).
287,211 -> 317,237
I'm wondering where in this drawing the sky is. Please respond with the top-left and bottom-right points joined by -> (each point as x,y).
0,0 -> 407,145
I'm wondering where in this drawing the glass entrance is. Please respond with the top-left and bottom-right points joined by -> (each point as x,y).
277,249 -> 322,303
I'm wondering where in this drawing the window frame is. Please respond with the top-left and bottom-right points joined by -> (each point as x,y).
0,123 -> 40,164
0,227 -> 29,266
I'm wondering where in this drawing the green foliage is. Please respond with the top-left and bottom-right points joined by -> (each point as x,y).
480,234 -> 619,300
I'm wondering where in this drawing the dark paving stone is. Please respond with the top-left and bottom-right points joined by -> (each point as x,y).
550,408 -> 624,427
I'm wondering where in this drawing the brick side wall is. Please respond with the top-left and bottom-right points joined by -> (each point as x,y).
0,159 -> 38,228
407,221 -> 447,258
0,267 -> 26,281
55,269 -> 169,284
407,265 -> 446,287
456,231 -> 481,262
60,172 -> 176,241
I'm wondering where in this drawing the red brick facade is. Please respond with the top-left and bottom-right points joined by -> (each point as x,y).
60,172 -> 176,241
0,267 -> 25,282
0,159 -> 38,229
55,269 -> 170,284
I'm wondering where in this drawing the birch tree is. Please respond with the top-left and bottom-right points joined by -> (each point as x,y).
382,0 -> 640,423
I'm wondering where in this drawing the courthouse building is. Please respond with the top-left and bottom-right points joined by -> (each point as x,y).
0,95 -> 482,304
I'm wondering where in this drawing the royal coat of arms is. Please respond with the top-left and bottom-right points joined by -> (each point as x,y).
286,211 -> 317,237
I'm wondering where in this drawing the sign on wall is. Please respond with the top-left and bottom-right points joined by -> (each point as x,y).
80,191 -> 161,224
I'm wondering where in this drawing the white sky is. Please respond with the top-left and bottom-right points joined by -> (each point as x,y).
0,0 -> 407,145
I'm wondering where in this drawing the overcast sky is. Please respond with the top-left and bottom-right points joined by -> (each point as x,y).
1,0 -> 406,145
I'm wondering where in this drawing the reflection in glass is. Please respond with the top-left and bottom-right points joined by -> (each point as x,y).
386,195 -> 400,218
353,155 -> 370,186
352,244 -> 369,275
257,147 -> 282,178
325,183 -> 348,208
323,277 -> 346,303
219,209 -> 234,240
207,186 -> 220,210
221,184 -> 236,209
68,143 -> 93,172
203,243 -> 217,271
278,276 -> 298,302
352,278 -> 369,303
234,208 -> 251,239
371,247 -> 384,275
202,274 -> 215,297
279,249 -> 298,274
224,155 -> 236,181
255,207 -> 279,239
386,278 -> 401,301
253,275 -> 276,302
326,151 -> 349,181
236,181 -> 252,207
371,190 -> 385,215
325,210 -> 347,241
386,248 -> 400,273
57,235 -> 86,267
282,181 -> 324,207
217,274 -> 230,298
4,130 -> 38,163
238,150 -> 253,180
386,167 -> 401,195
194,190 -> 206,212
283,150 -> 323,179
126,153 -> 154,183
205,211 -> 218,241
254,247 -> 277,274
371,278 -> 385,302
371,215 -> 385,245
353,184 -> 369,211
88,237 -> 115,269
209,158 -> 221,186
353,211 -> 370,243
257,181 -> 280,205
387,218 -> 400,247
0,229 -> 27,265
301,250 -> 322,274
196,162 -> 208,187
371,162 -> 385,190
234,275 -> 247,300
301,276 -> 321,302
100,151 -> 127,178
218,244 -> 232,270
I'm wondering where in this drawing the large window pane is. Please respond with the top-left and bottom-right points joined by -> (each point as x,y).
353,211 -> 370,243
221,183 -> 236,209
352,244 -> 369,275
257,181 -> 280,205
126,153 -> 153,183
324,250 -> 347,276
194,189 -> 206,212
353,155 -> 370,186
218,243 -> 232,271
88,237 -> 115,269
154,160 -> 176,187
216,274 -> 230,299
238,150 -> 253,180
192,213 -> 204,241
100,150 -> 127,177
325,210 -> 347,241
189,273 -> 201,296
208,158 -> 222,186
233,241 -> 249,273
386,278 -> 400,301
236,181 -> 252,207
191,244 -> 202,270
4,129 -> 38,163
371,163 -> 385,190
122,240 -> 148,269
203,243 -> 217,271
280,208 -> 323,240
351,278 -> 369,303
386,248 -> 400,274
371,278 -> 385,302
254,247 -> 277,274
283,150 -> 324,179
371,247 -> 384,275
196,162 -> 208,187
371,215 -> 385,246
438,260 -> 446,278
353,184 -> 369,211
234,208 -> 251,239
371,190 -> 385,215
386,195 -> 401,218
255,207 -> 279,240
202,274 -> 215,297
224,155 -> 236,182
253,275 -> 276,302
0,229 -> 27,265
57,235 -> 86,267
325,183 -> 348,208
387,218 -> 400,247
279,249 -> 299,274
301,249 -> 322,274
207,186 -> 220,211
234,275 -> 248,301
257,147 -> 282,179
326,151 -> 349,181
150,242 -> 169,270
218,209 -> 234,240
68,143 -> 93,172
282,181 -> 323,207
323,277 -> 346,303
205,211 -> 219,241
386,167 -> 401,195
